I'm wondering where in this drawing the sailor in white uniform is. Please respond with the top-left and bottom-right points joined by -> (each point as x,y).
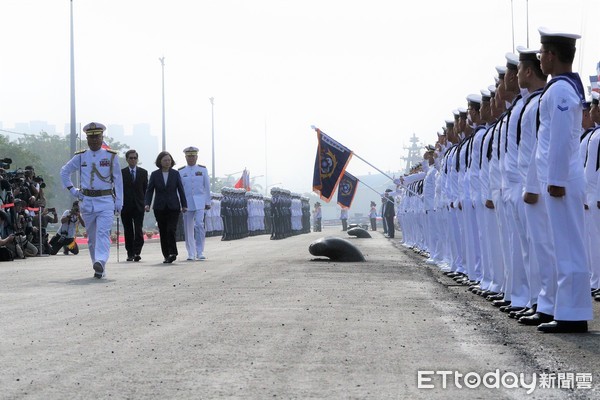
529,28 -> 592,333
60,122 -> 123,279
178,146 -> 211,260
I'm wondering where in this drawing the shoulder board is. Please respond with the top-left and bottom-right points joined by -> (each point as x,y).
197,164 -> 206,168
74,149 -> 86,155
106,148 -> 118,154
178,166 -> 185,170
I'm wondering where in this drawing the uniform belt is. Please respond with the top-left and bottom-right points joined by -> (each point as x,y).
81,189 -> 113,197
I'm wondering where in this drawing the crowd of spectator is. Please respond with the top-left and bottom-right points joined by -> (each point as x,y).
0,161 -> 77,261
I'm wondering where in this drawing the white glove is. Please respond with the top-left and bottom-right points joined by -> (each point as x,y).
69,187 -> 80,198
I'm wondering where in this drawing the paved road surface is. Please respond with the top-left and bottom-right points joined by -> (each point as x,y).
1,227 -> 598,399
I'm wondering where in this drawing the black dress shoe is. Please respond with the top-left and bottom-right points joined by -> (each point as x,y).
166,254 -> 176,263
537,320 -> 588,333
492,300 -> 511,308
518,312 -> 553,326
163,258 -> 169,264
487,293 -> 505,301
509,307 -> 533,319
480,290 -> 498,298
134,255 -> 141,262
126,256 -> 134,262
501,305 -> 525,314
595,294 -> 600,302
518,306 -> 537,318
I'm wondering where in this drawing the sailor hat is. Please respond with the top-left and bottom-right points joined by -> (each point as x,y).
516,45 -> 540,62
480,89 -> 491,102
495,65 -> 507,79
538,27 -> 580,47
467,94 -> 482,109
505,52 -> 519,70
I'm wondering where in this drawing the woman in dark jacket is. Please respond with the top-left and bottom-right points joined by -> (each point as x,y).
144,151 -> 187,263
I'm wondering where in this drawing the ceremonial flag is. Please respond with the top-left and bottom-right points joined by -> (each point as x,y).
312,127 -> 353,202
337,171 -> 358,209
101,140 -> 110,150
234,169 -> 251,191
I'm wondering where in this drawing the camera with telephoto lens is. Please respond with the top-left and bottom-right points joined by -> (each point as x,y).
33,176 -> 46,189
0,158 -> 12,169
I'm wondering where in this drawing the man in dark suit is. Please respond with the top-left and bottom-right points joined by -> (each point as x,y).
121,150 -> 148,262
383,189 -> 396,238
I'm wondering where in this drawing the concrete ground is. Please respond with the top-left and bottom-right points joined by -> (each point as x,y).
0,226 -> 599,399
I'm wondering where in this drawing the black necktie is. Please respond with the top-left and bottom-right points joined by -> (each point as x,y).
130,168 -> 135,183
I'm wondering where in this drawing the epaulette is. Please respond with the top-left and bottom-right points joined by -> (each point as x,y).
106,148 -> 118,154
198,164 -> 206,168
178,166 -> 185,170
74,149 -> 86,155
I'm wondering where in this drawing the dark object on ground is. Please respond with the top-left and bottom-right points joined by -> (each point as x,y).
309,237 -> 366,262
347,227 -> 372,238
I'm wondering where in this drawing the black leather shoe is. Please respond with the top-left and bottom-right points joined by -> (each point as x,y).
166,254 -> 176,263
93,272 -> 103,279
480,290 -> 498,298
492,300 -> 511,308
595,294 -> 600,302
126,256 -> 134,262
501,305 -> 525,314
93,261 -> 104,275
537,320 -> 588,333
518,306 -> 537,318
510,306 -> 533,319
487,293 -> 505,301
518,312 -> 553,325
134,255 -> 141,262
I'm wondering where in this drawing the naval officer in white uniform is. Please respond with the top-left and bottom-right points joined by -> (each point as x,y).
60,122 -> 123,279
178,146 -> 211,260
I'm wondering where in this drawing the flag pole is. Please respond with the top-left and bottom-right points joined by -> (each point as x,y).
311,126 -> 421,197
353,176 -> 395,204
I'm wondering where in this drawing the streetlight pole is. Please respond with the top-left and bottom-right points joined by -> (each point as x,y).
210,97 -> 215,190
159,56 -> 166,151
69,0 -> 77,157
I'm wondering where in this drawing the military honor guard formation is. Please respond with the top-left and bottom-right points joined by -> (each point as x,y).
391,27 -> 599,334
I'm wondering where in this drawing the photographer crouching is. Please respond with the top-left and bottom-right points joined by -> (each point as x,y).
10,198 -> 38,258
50,201 -> 84,256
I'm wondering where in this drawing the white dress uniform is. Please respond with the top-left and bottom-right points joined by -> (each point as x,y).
60,122 -> 123,278
534,45 -> 592,322
179,147 -> 211,260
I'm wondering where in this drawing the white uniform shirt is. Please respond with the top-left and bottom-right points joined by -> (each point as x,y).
536,79 -> 584,186
60,148 -> 123,212
179,164 -> 211,211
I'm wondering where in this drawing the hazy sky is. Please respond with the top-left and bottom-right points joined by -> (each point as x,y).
1,0 -> 599,195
